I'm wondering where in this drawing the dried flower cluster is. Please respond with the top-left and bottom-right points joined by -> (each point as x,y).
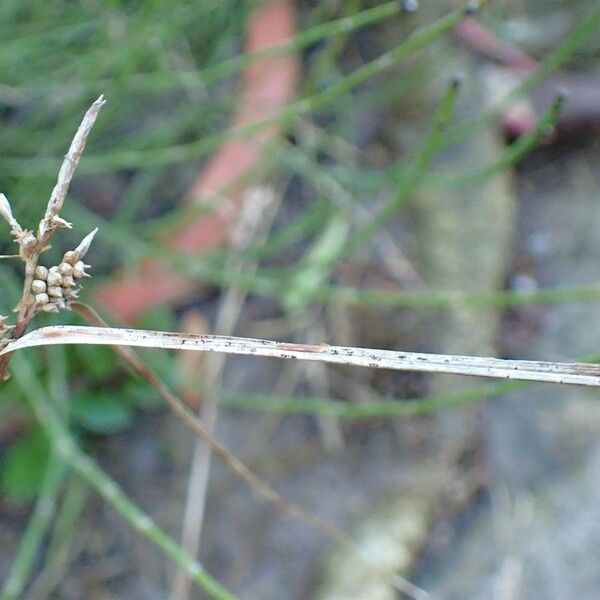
0,96 -> 104,358
0,193 -> 97,323
30,230 -> 96,313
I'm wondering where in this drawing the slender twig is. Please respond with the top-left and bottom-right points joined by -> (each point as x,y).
67,305 -> 356,533
170,311 -> 218,600
172,186 -> 280,600
454,16 -> 538,71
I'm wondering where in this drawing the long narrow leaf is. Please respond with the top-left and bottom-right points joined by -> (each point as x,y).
3,325 -> 600,387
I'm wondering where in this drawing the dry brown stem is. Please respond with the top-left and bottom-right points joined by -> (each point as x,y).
172,186 -> 280,600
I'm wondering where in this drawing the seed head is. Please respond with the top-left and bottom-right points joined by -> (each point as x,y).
51,215 -> 73,229
0,194 -> 15,225
0,193 -> 25,240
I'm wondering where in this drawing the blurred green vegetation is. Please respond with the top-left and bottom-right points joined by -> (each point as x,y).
1,0 -> 599,500
0,1 -> 599,596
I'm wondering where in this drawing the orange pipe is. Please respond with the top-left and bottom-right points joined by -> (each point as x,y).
95,0 -> 299,322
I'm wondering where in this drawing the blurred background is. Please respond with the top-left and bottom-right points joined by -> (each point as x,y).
1,0 -> 600,598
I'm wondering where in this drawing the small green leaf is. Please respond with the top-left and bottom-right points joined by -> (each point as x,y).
71,393 -> 134,434
1,426 -> 49,502
124,380 -> 162,410
70,344 -> 118,380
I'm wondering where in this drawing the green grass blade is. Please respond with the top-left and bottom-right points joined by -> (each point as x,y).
213,381 -> 521,418
346,76 -> 461,254
8,353 -> 235,600
0,7 -> 466,174
429,92 -> 564,188
443,6 -> 600,148
0,455 -> 67,600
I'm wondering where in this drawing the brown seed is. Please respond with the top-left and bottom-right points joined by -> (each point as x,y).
61,275 -> 76,288
47,271 -> 62,286
40,303 -> 59,313
47,286 -> 63,298
63,250 -> 78,265
31,279 -> 47,294
34,265 -> 49,280
58,262 -> 73,276
73,261 -> 87,278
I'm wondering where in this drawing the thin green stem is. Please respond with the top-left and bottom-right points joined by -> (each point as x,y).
432,93 -> 564,188
442,6 -> 600,148
213,381 -> 522,418
0,454 -> 67,600
3,0 -> 405,100
321,283 -> 600,310
1,6 -> 465,174
7,353 -> 235,600
214,350 -> 600,418
25,474 -> 88,599
195,0 -> 406,89
282,212 -> 351,312
346,76 -> 461,254
62,197 -> 600,312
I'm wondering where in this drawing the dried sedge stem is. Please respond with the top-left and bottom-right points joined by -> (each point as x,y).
70,302 -> 426,600
69,304 -> 346,525
4,323 -> 600,387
